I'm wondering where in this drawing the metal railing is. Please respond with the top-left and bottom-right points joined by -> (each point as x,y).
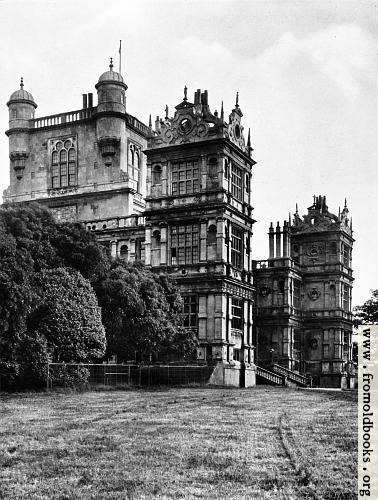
47,363 -> 214,390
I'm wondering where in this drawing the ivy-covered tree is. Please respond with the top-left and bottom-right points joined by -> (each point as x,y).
95,262 -> 198,363
353,290 -> 378,326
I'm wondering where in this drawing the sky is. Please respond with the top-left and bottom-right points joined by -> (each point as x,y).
0,0 -> 377,306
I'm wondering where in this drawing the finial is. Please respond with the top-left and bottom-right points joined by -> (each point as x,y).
350,217 -> 353,231
235,92 -> 239,108
344,197 -> 347,209
295,203 -> 298,215
149,114 -> 152,128
165,105 -> 169,119
20,77 -> 24,89
289,212 -> 292,225
247,128 -> 251,148
220,101 -> 224,120
109,57 -> 113,71
183,86 -> 188,101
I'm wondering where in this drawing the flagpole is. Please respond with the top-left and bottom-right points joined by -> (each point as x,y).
119,40 -> 122,74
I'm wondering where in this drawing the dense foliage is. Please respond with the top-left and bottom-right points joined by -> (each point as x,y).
0,203 -> 108,389
353,289 -> 378,326
0,203 -> 195,390
94,262 -> 197,363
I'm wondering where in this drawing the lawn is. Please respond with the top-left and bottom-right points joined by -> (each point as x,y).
0,387 -> 357,500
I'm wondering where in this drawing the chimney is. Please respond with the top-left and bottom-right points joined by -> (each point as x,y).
269,223 -> 274,259
155,116 -> 160,131
282,221 -> 289,257
201,90 -> 208,105
82,94 -> 88,109
88,93 -> 93,108
275,222 -> 281,258
194,89 -> 201,105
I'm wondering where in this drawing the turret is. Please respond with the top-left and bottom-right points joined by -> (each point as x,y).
6,78 -> 37,179
95,59 -> 127,168
95,58 -> 127,115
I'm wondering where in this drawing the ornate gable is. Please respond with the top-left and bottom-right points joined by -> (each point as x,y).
292,195 -> 352,235
148,88 -> 252,157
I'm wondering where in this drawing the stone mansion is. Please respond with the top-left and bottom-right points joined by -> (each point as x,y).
4,61 -> 355,388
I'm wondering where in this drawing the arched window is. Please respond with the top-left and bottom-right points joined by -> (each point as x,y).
152,230 -> 161,247
152,165 -> 162,184
51,137 -> 77,189
120,245 -> 129,260
207,224 -> 217,245
128,143 -> 142,189
60,150 -> 67,187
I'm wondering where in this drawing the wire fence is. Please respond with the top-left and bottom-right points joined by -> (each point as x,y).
47,363 -> 215,390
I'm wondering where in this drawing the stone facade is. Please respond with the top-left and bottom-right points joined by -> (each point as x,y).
143,89 -> 256,386
5,65 -> 148,261
4,65 -> 354,388
253,196 -> 355,388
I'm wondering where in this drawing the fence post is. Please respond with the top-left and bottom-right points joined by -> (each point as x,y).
128,365 -> 131,385
46,363 -> 50,391
167,365 -> 170,386
139,366 -> 141,386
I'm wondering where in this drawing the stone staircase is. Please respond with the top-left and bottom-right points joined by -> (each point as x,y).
256,363 -> 311,387
256,366 -> 285,385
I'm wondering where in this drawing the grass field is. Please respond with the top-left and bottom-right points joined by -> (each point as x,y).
0,387 -> 357,500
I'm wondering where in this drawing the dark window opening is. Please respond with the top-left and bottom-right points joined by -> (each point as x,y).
231,164 -> 242,201
152,165 -> 162,184
120,245 -> 128,259
293,280 -> 300,308
171,160 -> 199,195
207,224 -> 217,245
231,297 -> 243,330
171,224 -> 199,265
231,226 -> 243,268
183,295 -> 198,328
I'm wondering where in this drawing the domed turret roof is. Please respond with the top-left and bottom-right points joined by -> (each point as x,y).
96,58 -> 126,87
8,78 -> 37,107
98,70 -> 124,83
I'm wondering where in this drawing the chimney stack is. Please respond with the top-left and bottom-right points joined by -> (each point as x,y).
275,222 -> 281,258
88,93 -> 93,108
82,94 -> 88,109
269,223 -> 274,259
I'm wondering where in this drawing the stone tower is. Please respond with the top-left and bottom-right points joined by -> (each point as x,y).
4,63 -> 149,262
6,78 -> 37,183
253,195 -> 355,388
144,88 -> 256,386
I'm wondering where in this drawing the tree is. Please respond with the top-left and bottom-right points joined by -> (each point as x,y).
9,268 -> 106,390
95,262 -> 198,363
0,203 -> 108,390
0,202 -> 110,280
353,290 -> 378,326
